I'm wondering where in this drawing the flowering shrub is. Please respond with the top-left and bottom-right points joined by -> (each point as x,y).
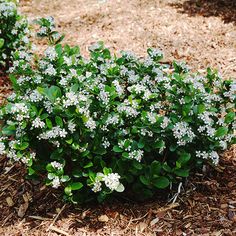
0,38 -> 235,203
0,0 -> 30,70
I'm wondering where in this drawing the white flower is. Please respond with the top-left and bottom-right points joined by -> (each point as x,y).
29,90 -> 43,102
219,140 -> 227,150
43,101 -> 53,113
102,137 -> 110,149
32,117 -> 45,129
103,173 -> 121,191
112,80 -> 124,96
44,64 -> 56,76
128,150 -> 144,162
52,176 -> 61,188
91,180 -> 102,192
147,112 -> 156,124
37,126 -> 68,140
210,151 -> 219,165
0,142 -> 5,155
161,117 -> 170,129
68,121 -> 76,133
98,90 -> 110,105
172,122 -> 195,146
44,47 -> 57,61
51,161 -> 63,170
85,118 -> 96,131
196,150 -> 219,165
63,92 -> 78,108
22,36 -> 29,44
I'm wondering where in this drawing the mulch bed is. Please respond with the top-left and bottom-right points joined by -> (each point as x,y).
0,147 -> 235,235
0,0 -> 236,234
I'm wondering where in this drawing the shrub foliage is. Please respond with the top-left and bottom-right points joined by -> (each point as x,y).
0,0 -> 30,70
0,15 -> 235,203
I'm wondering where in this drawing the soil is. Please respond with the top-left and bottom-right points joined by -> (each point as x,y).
0,0 -> 236,235
20,0 -> 236,78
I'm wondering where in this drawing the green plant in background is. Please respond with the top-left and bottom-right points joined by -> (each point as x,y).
0,13 -> 235,203
0,0 -> 30,70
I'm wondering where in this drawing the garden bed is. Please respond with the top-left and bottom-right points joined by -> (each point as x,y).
0,0 -> 235,235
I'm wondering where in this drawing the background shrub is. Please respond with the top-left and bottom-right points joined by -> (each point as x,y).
0,0 -> 30,70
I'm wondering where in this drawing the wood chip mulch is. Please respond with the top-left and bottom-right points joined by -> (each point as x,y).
0,147 -> 235,235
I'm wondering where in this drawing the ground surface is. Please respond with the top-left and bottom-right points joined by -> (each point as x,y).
20,0 -> 236,78
0,0 -> 236,235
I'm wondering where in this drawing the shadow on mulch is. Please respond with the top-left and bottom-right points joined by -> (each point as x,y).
170,0 -> 236,24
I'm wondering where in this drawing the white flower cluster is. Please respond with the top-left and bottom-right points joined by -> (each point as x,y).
161,117 -> 170,129
196,150 -> 219,165
198,112 -> 217,138
0,1 -> 16,17
37,126 -> 67,140
112,80 -> 124,96
0,142 -> 6,155
91,172 -> 123,193
117,99 -> 139,117
98,89 -> 110,105
224,81 -> 236,102
32,117 -> 45,129
102,137 -> 110,149
128,150 -> 144,162
172,122 -> 195,146
68,121 -> 76,133
85,117 -> 96,131
63,91 -> 79,108
10,103 -> 29,121
147,112 -> 157,124
44,46 -> 57,61
51,161 -> 63,170
48,174 -> 61,189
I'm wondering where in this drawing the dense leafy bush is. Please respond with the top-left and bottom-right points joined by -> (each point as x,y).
0,0 -> 30,69
0,14 -> 235,203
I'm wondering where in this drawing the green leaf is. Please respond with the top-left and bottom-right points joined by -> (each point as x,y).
154,140 -> 165,149
84,162 -> 93,168
197,104 -> 205,114
215,127 -> 228,137
64,186 -> 72,196
2,125 -> 15,136
138,138 -> 145,149
46,118 -> 53,129
14,142 -> 29,151
139,175 -> 149,186
225,112 -> 235,124
55,116 -> 63,127
103,167 -> 112,175
46,163 -> 54,172
174,169 -> 189,177
28,167 -> 35,175
0,38 -> 4,49
113,145 -> 123,153
70,182 -> 83,190
122,152 -> 129,158
169,144 -> 178,152
133,161 -> 143,170
178,153 -> 191,164
151,161 -> 162,175
61,175 -> 70,182
55,44 -> 62,55
40,113 -> 49,120
153,176 -> 169,189
66,138 -> 73,144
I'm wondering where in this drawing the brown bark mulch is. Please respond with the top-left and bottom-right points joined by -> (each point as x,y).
0,0 -> 235,235
0,148 -> 235,235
